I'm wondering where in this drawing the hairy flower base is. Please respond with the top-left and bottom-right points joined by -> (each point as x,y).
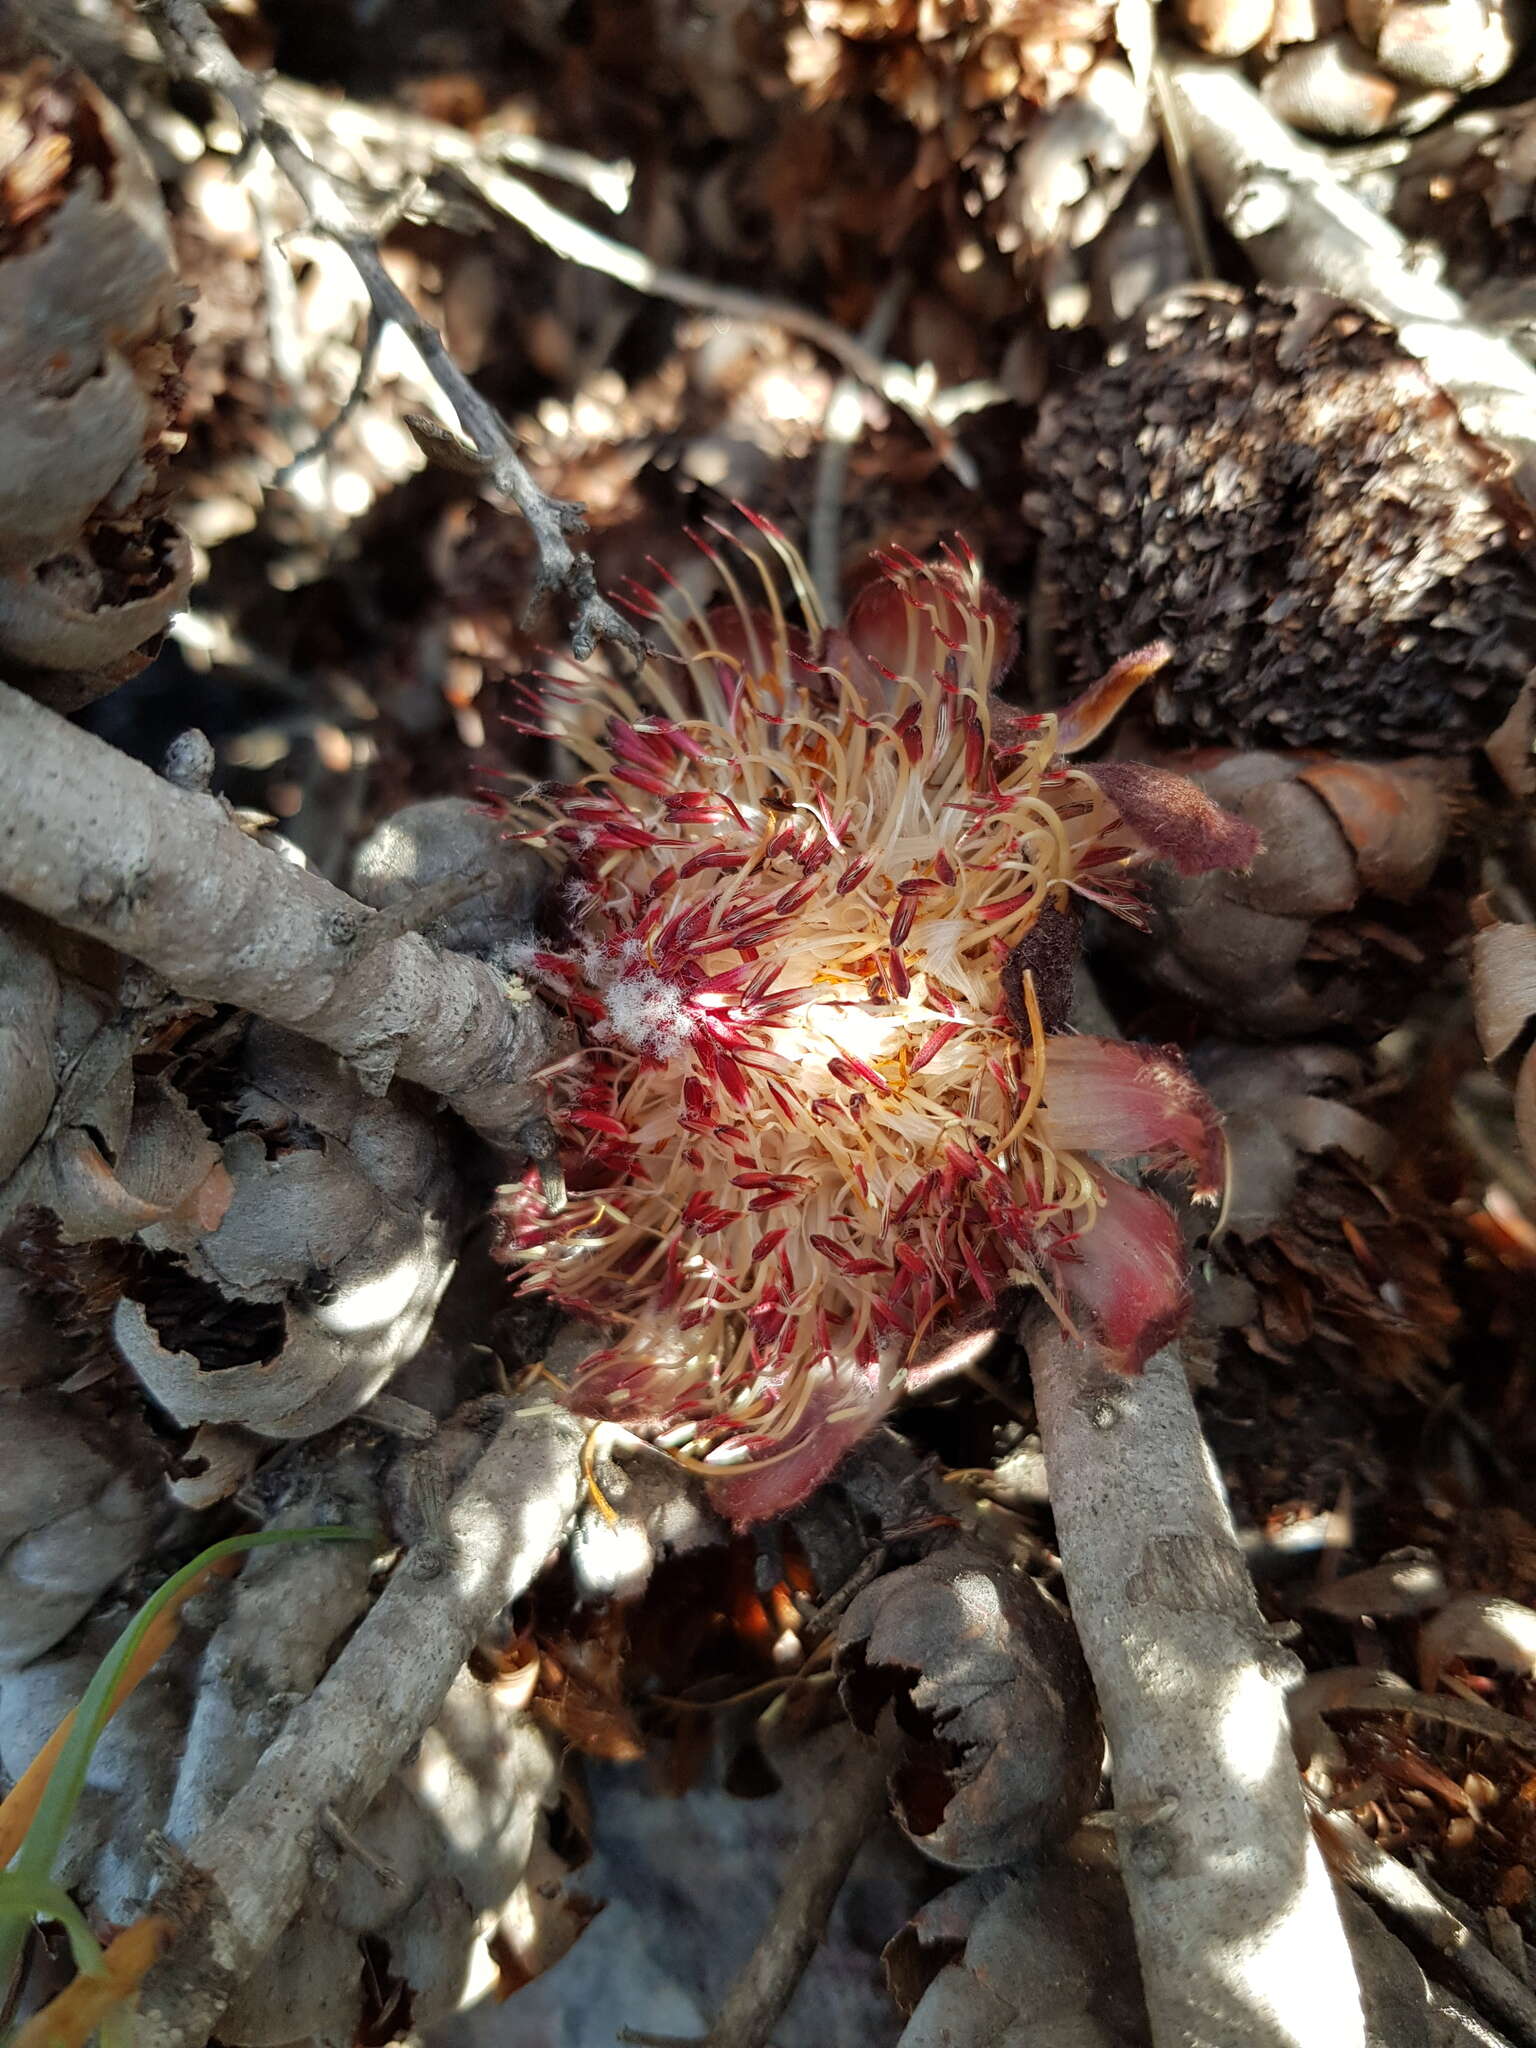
494,524 -> 1255,1520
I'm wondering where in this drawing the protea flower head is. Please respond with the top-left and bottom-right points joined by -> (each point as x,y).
493,518 -> 1259,1521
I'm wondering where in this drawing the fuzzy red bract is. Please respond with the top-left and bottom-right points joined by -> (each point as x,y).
493,526 -> 1254,1521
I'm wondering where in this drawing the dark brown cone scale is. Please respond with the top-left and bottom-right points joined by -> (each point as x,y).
1027,283 -> 1536,754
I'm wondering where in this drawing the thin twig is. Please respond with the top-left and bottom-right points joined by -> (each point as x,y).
648,1641 -> 837,1715
250,179 -> 307,458
160,3 -> 967,496
1149,42 -> 1216,282
799,1545 -> 890,1649
1313,1798 -> 1536,2048
0,965 -> 175,1233
273,304 -> 383,484
620,1731 -> 889,2048
267,74 -> 635,213
808,272 -> 910,618
449,159 -> 971,482
139,0 -> 642,662
321,1804 -> 404,1889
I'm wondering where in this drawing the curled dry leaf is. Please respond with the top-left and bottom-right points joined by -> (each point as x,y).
1419,1591 -> 1536,1690
0,911 -> 60,1183
1009,59 -> 1155,255
33,1077 -> 232,1250
0,53 -> 191,706
1293,757 -> 1450,899
1472,923 -> 1536,1059
1125,750 -> 1459,1035
165,1423 -> 261,1510
1193,1042 -> 1389,1242
1304,1548 -> 1448,1620
1471,921 -> 1536,1166
348,796 -> 547,966
114,1023 -> 459,1439
0,1390 -> 159,1671
892,1860 -> 1146,2048
836,1542 -> 1102,1869
1287,1666 -> 1415,1780
1258,33 -> 1446,139
1345,0 -> 1530,93
1488,676 -> 1536,798
1192,1041 -> 1457,1387
0,942 -> 260,1407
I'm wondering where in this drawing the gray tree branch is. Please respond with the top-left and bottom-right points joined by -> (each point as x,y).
1029,1328 -> 1366,2048
0,683 -> 563,1156
140,0 -> 642,662
133,1399 -> 586,2048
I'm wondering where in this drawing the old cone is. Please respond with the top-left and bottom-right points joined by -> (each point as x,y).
1029,283 -> 1536,753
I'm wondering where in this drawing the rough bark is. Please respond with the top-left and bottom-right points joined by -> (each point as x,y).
0,682 -> 561,1151
132,1399 -> 586,2048
1030,1330 -> 1366,2048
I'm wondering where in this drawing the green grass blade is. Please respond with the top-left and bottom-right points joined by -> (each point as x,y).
0,1524 -> 376,2016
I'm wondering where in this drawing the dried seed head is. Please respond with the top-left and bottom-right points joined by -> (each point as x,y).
1030,284 -> 1536,753
494,523 -> 1251,1519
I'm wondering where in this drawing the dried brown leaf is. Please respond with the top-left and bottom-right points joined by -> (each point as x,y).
0,60 -> 190,700
1294,759 -> 1453,899
837,1543 -> 1101,1868
1420,1592 -> 1536,1689
1472,922 -> 1536,1060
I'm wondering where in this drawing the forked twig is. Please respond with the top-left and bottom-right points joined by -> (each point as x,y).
139,0 -> 642,661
